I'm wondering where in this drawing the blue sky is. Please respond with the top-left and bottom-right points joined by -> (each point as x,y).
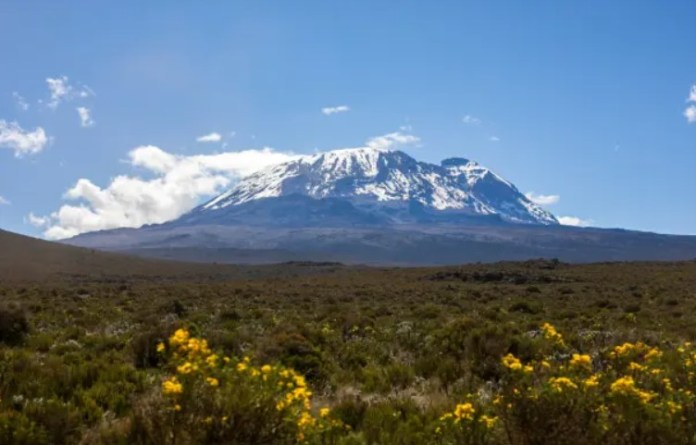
0,1 -> 694,237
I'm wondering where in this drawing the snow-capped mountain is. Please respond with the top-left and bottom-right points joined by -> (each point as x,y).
65,146 -> 696,265
184,147 -> 558,225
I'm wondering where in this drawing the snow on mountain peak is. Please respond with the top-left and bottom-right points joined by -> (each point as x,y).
196,146 -> 558,225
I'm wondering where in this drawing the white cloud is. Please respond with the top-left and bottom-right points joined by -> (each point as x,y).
685,105 -> 696,124
45,76 -> 93,109
685,84 -> 696,124
462,114 -> 482,125
12,92 -> 29,111
558,216 -> 593,227
489,136 -> 500,142
27,212 -> 50,227
0,120 -> 49,157
0,195 -> 9,205
196,132 -> 222,143
365,131 -> 420,151
76,107 -> 94,127
321,105 -> 350,115
36,146 -> 299,239
525,192 -> 560,206
46,76 -> 71,109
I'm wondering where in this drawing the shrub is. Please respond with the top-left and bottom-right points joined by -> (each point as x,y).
0,306 -> 29,346
130,329 -> 344,444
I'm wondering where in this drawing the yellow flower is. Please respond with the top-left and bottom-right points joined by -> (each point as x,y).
610,376 -> 655,404
583,375 -> 600,388
549,377 -> 577,392
206,377 -> 219,387
541,360 -> 551,369
174,404 -> 182,411
610,376 -> 636,394
662,378 -> 673,391
612,342 -> 647,358
156,342 -> 166,353
319,407 -> 330,418
297,411 -> 315,428
206,354 -> 218,367
541,323 -> 565,346
439,413 -> 453,421
293,374 -> 307,388
162,377 -> 183,395
453,403 -> 475,421
502,353 -> 523,371
523,365 -> 534,374
628,362 -> 645,372
645,347 -> 662,361
479,415 -> 498,429
177,362 -> 194,374
666,401 -> 682,414
261,364 -> 272,374
237,362 -> 248,372
570,354 -> 592,370
169,329 -> 190,347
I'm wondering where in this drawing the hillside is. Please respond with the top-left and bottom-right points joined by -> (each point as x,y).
0,229 -> 345,282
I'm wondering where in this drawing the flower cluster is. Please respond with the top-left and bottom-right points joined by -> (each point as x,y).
437,398 -> 498,443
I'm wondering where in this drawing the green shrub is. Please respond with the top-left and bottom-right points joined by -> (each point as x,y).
0,306 -> 29,346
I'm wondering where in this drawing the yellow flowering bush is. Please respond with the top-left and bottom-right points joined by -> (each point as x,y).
436,323 -> 696,445
133,329 -> 344,445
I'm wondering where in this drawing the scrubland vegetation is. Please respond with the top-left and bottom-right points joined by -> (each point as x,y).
1,260 -> 696,444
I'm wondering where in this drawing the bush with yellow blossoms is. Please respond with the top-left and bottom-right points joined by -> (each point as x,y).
436,323 -> 696,445
132,328 -> 344,445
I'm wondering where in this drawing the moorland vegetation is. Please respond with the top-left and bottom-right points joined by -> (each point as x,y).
1,259 -> 696,444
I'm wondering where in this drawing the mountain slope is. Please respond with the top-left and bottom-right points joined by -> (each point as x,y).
185,148 -> 557,225
66,223 -> 696,266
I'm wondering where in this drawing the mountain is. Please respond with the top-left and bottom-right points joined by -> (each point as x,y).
65,148 -> 696,265
180,148 -> 558,226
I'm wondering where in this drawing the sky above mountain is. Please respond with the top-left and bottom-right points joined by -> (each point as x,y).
0,1 -> 694,237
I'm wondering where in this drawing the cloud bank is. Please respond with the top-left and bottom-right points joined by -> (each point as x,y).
34,146 -> 299,239
365,131 -> 420,151
0,120 -> 49,157
558,216 -> 593,227
525,192 -> 560,206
